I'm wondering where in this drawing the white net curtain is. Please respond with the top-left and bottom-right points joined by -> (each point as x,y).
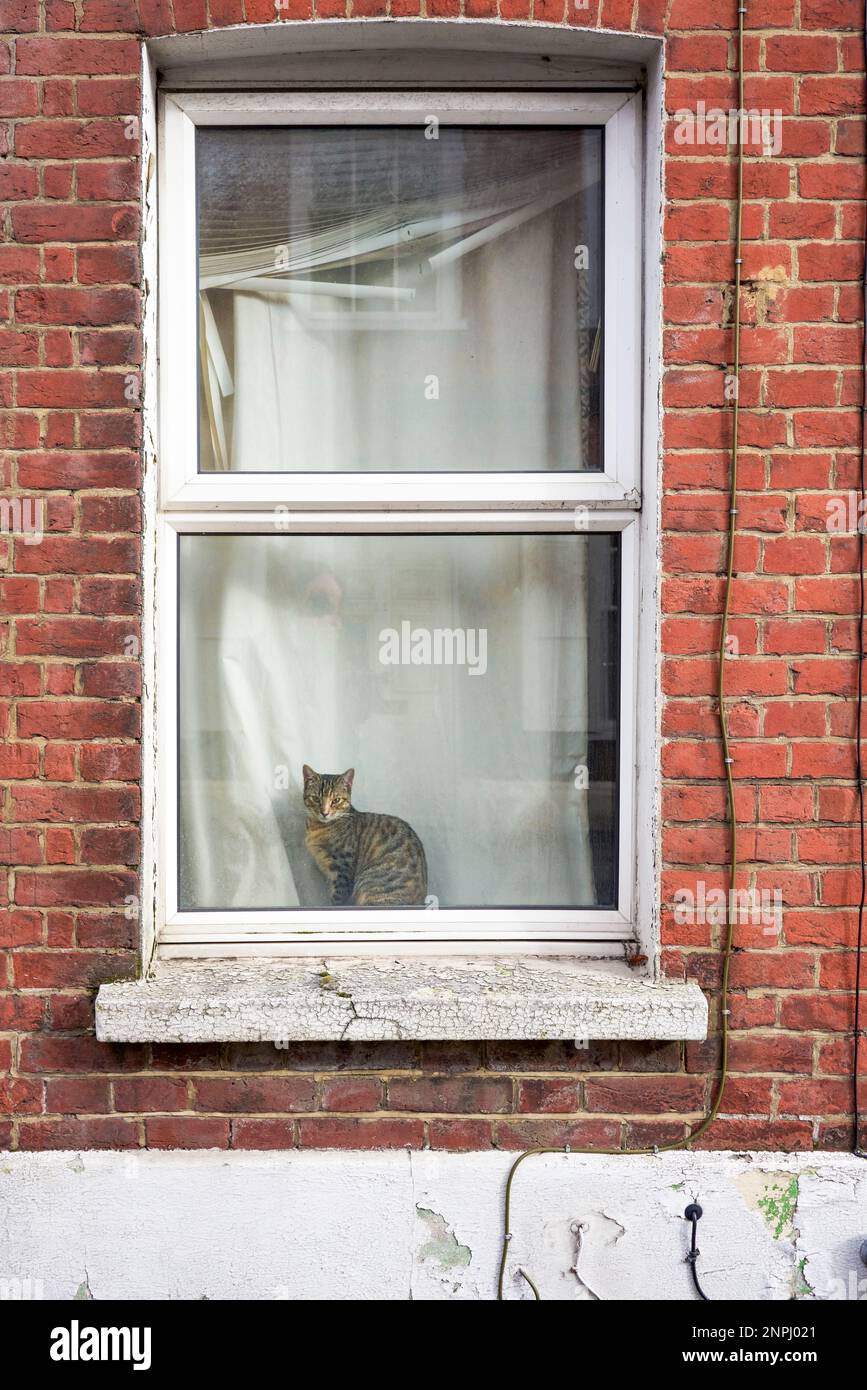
179,127 -> 615,915
195,126 -> 603,473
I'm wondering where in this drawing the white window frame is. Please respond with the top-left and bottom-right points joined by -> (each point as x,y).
153,87 -> 650,957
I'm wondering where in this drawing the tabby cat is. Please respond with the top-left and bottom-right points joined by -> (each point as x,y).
302,765 -> 428,907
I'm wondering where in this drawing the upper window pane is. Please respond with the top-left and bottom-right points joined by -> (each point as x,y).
196,125 -> 603,474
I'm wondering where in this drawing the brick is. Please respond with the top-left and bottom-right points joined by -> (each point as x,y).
386,1076 -> 513,1114
193,1076 -> 315,1112
17,370 -> 135,410
765,36 -> 837,73
227,1115 -> 298,1148
114,1077 -> 190,1112
766,286 -> 835,323
80,826 -> 139,863
726,1035 -> 813,1074
427,1119 -> 494,1150
16,286 -> 140,326
20,1034 -> 145,1074
765,370 -> 836,408
0,1077 -> 43,1114
18,1117 -> 138,1149
76,910 -> 136,948
516,1079 -> 581,1113
16,618 -> 139,658
0,0 -> 41,30
13,948 -> 137,989
800,0 -> 860,26
693,1119 -> 813,1151
0,246 -> 41,283
487,1041 -> 618,1073
836,121 -> 866,157
79,329 -> 142,366
0,907 -> 43,946
763,618 -> 827,654
0,993 -> 44,1030
779,995 -> 853,1032
11,205 -> 138,244
11,784 -> 139,822
800,77 -> 866,117
16,119 -> 136,160
0,167 -> 39,201
80,412 -> 141,448
139,0 -> 173,23
495,1119 -> 622,1151
42,79 -> 75,115
16,37 -> 141,75
0,743 -> 40,778
800,164 -> 866,202
80,495 -> 141,532
16,868 -> 136,908
45,1 -> 77,26
79,744 -> 141,780
297,1117 -> 425,1149
799,243 -> 865,284
584,1075 -> 705,1114
146,1117 -> 230,1148
16,700 -> 139,745
45,1077 -> 112,1113
77,161 -> 139,202
15,536 -> 139,575
17,451 -> 140,489
319,1076 -> 382,1112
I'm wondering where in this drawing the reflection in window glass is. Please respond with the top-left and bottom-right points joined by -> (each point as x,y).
196,126 -> 603,473
178,533 -> 619,911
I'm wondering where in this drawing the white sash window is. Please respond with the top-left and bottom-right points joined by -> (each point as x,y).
153,89 -> 649,956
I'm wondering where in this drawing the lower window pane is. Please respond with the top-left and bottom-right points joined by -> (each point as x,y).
178,533 -> 620,913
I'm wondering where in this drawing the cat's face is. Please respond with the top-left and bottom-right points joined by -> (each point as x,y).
302,765 -> 355,823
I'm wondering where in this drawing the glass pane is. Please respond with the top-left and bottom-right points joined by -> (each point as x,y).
178,533 -> 619,912
196,126 -> 603,473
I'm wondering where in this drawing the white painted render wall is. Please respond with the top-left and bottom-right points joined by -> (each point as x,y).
1,1150 -> 865,1302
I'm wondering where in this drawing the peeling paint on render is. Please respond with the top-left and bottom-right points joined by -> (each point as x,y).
415,1208 -> 472,1272
793,1257 -> 814,1300
757,1178 -> 799,1242
735,1169 -> 800,1240
1,1151 -> 865,1301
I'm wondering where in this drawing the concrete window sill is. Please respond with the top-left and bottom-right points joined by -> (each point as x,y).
95,957 -> 708,1043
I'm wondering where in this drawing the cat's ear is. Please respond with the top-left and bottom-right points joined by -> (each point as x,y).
302,764 -> 316,786
341,768 -> 355,793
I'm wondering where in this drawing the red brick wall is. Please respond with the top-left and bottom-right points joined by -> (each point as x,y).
0,0 -> 864,1153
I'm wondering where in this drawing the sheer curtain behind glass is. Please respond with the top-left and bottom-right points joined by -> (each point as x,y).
179,534 -> 619,912
196,126 -> 603,473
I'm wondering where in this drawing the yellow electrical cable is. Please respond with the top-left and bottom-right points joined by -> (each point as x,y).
496,7 -> 746,1300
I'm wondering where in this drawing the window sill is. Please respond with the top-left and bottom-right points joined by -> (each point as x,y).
95,957 -> 707,1043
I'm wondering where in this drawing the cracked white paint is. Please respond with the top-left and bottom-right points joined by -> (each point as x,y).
0,1151 -> 864,1301
413,1206 -> 474,1299
794,1164 -> 867,1301
95,957 -> 707,1042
